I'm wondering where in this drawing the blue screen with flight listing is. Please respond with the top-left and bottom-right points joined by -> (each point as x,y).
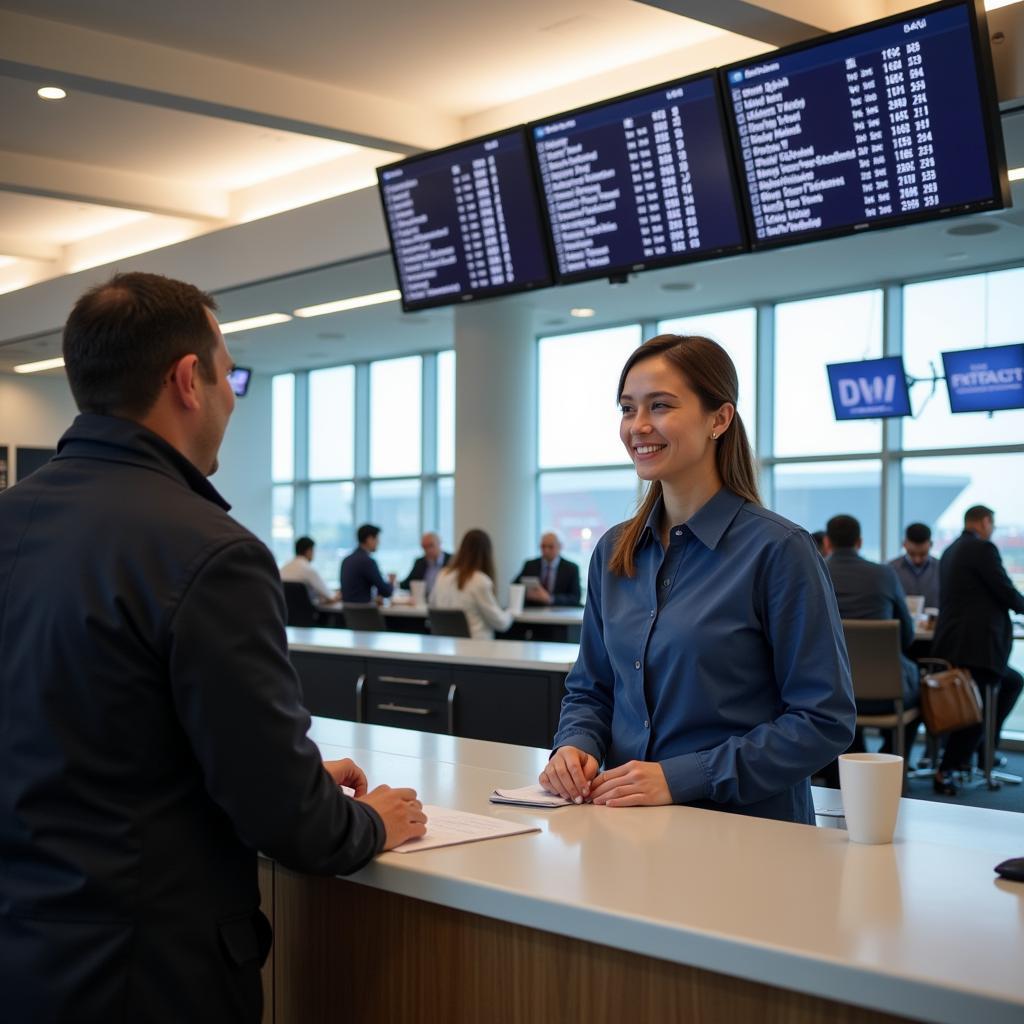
828,356 -> 911,419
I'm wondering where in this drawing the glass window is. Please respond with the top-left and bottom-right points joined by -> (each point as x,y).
271,374 -> 294,482
438,476 -> 454,553
773,460 -> 882,561
370,356 -> 422,478
657,308 -> 758,451
903,268 -> 1024,450
271,485 -> 294,567
539,468 -> 640,583
539,325 -> 643,469
309,482 -> 355,587
308,365 -> 354,480
369,479 -> 422,581
437,350 -> 455,475
774,291 -> 884,457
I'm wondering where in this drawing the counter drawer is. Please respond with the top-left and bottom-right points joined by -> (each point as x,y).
365,695 -> 450,735
366,660 -> 453,699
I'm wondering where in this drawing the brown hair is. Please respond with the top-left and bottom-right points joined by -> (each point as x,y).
445,529 -> 498,590
63,272 -> 219,418
609,334 -> 761,577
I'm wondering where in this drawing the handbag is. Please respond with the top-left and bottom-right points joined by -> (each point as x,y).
920,667 -> 983,734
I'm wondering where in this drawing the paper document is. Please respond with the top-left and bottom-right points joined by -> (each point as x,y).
392,805 -> 540,854
490,783 -> 572,808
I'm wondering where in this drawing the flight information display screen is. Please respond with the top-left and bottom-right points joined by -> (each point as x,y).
377,129 -> 553,311
530,74 -> 747,283
723,1 -> 1006,247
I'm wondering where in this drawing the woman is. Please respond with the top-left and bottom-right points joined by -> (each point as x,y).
429,528 -> 513,640
539,335 -> 855,823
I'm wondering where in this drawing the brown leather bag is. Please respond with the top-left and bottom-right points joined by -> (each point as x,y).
920,667 -> 983,734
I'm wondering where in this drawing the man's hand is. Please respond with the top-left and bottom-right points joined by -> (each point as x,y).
589,761 -> 672,807
526,584 -> 553,605
358,785 -> 427,850
539,746 -> 599,803
324,758 -> 368,796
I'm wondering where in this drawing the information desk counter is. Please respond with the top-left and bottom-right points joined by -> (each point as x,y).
258,719 -> 1024,1024
287,627 -> 576,749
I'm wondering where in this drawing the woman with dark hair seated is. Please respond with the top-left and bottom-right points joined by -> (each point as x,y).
429,528 -> 514,640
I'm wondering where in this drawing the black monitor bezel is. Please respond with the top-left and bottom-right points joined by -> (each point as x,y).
941,342 -> 1024,414
826,355 -> 913,420
228,366 -> 252,398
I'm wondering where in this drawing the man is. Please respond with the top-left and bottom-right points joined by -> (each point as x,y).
400,531 -> 451,596
281,536 -> 339,605
0,273 -> 425,1022
931,505 -> 1024,793
888,522 -> 940,610
513,531 -> 582,607
340,524 -> 395,604
824,514 -> 920,753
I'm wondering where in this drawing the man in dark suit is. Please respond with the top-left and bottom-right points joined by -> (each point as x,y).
824,514 -> 919,754
0,273 -> 426,1023
514,531 -> 582,607
340,523 -> 395,604
400,531 -> 451,596
932,505 -> 1024,794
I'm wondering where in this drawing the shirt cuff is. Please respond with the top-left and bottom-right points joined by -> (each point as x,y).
551,732 -> 603,764
660,752 -> 710,804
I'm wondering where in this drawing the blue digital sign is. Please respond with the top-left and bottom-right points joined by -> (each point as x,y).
827,356 -> 911,419
942,343 -> 1024,414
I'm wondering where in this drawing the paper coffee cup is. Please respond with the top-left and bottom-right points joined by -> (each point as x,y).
409,580 -> 427,606
508,583 -> 526,614
839,753 -> 903,845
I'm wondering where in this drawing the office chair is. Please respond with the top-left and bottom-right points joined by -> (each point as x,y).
283,582 -> 320,628
427,609 -> 472,638
342,604 -> 386,632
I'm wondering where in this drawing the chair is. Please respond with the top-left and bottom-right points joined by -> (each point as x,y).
283,582 -> 321,627
842,619 -> 920,767
342,604 -> 386,632
427,609 -> 472,638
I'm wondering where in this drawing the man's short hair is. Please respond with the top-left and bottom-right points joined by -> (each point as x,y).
357,524 -> 381,545
295,536 -> 315,557
63,272 -> 219,418
810,530 -> 827,553
964,504 -> 994,524
904,523 -> 932,544
826,514 -> 861,550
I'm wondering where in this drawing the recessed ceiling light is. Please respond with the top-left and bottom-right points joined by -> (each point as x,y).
1009,166 -> 1024,182
14,356 -> 65,374
219,313 -> 292,334
570,307 -> 596,318
37,87 -> 67,100
293,289 -> 401,318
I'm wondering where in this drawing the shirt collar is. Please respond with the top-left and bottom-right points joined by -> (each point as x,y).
639,487 -> 746,551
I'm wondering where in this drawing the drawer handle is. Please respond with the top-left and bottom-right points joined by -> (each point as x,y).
355,674 -> 366,723
377,702 -> 431,716
378,675 -> 432,687
447,683 -> 457,735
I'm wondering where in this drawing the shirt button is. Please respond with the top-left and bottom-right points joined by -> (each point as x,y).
634,660 -> 641,670
644,719 -> 650,729
650,610 -> 655,618
663,579 -> 671,587
675,529 -> 683,536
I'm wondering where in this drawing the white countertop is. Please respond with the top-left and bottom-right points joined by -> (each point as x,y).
308,718 -> 1024,1024
375,603 -> 584,626
287,627 -> 578,671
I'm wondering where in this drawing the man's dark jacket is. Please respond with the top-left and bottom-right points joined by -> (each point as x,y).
0,415 -> 384,1023
933,530 -> 1024,673
400,551 -> 451,591
513,557 -> 582,607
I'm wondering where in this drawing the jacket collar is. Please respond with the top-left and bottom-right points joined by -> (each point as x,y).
55,413 -> 231,511
638,487 -> 745,551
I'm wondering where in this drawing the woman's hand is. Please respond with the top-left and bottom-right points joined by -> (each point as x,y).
589,760 -> 672,806
539,746 -> 599,803
324,758 -> 369,797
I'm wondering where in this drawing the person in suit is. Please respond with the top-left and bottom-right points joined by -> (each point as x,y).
340,524 -> 395,604
513,531 -> 582,607
280,535 -> 339,605
887,522 -> 940,611
824,514 -> 920,756
400,531 -> 451,596
931,505 -> 1024,795
0,272 -> 426,1023
429,529 -> 514,640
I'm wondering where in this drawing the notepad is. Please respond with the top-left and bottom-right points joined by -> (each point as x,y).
489,783 -> 573,808
391,805 -> 541,853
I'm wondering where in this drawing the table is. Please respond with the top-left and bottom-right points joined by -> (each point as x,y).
258,719 -> 1024,1024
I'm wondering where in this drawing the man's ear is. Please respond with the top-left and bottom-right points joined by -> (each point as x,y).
167,354 -> 202,412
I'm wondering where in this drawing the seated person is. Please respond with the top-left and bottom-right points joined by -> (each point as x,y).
400,531 -> 451,596
513,531 -> 581,607
280,536 -> 339,605
340,524 -> 395,604
887,522 -> 940,610
810,530 -> 827,556
825,514 -> 920,753
430,529 -> 513,640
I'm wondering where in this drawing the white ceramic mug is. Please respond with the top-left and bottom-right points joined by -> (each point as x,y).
409,580 -> 427,606
839,752 -> 903,845
507,583 -> 526,614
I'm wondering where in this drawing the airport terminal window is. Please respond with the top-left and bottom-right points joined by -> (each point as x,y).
270,485 -> 294,567
437,349 -> 455,475
271,373 -> 294,482
370,479 -> 422,580
371,355 -> 422,478
902,267 -> 1024,451
774,290 -> 884,458
438,476 -> 454,552
308,365 -> 355,480
308,482 -> 355,579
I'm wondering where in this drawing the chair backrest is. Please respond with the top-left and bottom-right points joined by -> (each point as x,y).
283,581 -> 319,627
427,609 -> 472,638
841,619 -> 903,702
342,603 -> 386,632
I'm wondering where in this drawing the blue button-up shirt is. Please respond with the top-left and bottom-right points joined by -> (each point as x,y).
554,488 -> 855,824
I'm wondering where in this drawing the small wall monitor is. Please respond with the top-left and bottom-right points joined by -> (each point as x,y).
377,128 -> 553,311
722,0 -> 1007,249
942,343 -> 1024,414
529,72 -> 748,284
827,356 -> 911,419
228,366 -> 252,397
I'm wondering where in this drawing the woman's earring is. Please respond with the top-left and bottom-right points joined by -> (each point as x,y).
711,431 -> 719,440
